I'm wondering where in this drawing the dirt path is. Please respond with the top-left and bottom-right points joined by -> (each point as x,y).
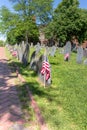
0,47 -> 24,130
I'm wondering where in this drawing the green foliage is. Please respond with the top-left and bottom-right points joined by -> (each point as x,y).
0,0 -> 53,45
45,0 -> 87,45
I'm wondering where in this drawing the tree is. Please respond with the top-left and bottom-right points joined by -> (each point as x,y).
0,0 -> 53,44
45,0 -> 87,45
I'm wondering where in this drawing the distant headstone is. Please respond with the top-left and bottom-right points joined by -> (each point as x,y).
46,46 -> 51,56
50,46 -> 56,56
30,42 -> 33,47
83,58 -> 87,65
83,48 -> 87,58
59,48 -> 64,54
64,41 -> 71,54
21,41 -> 26,53
17,44 -> 23,62
35,43 -> 41,54
76,46 -> 83,64
64,41 -> 71,61
14,43 -> 18,50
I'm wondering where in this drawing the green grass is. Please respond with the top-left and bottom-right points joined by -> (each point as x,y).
5,47 -> 87,130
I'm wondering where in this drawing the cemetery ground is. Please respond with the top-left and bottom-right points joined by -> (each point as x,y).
6,47 -> 87,130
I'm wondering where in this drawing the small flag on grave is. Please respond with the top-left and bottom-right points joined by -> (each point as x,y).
41,60 -> 50,81
12,51 -> 18,57
64,53 -> 69,61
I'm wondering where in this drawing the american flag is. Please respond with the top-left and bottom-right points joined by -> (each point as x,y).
41,60 -> 50,81
12,51 -> 18,57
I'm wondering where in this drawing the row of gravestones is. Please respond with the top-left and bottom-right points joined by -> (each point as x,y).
6,42 -> 52,86
6,41 -> 30,66
60,41 -> 87,65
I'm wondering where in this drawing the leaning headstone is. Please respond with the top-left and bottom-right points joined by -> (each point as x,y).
22,43 -> 30,65
29,51 -> 38,71
50,45 -> 56,56
76,46 -> 83,64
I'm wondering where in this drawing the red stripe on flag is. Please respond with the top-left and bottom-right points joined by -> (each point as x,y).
41,60 -> 50,81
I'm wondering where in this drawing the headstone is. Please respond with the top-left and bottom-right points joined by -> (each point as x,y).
37,54 -> 44,74
21,41 -> 26,53
17,44 -> 23,62
50,45 -> 56,56
64,41 -> 71,61
46,46 -> 51,56
30,42 -> 33,47
71,43 -> 77,52
29,51 -> 37,71
14,43 -> 18,50
64,41 -> 71,54
39,55 -> 51,86
35,43 -> 41,54
22,43 -> 30,65
83,48 -> 87,58
59,48 -> 64,54
83,58 -> 87,65
76,46 -> 83,64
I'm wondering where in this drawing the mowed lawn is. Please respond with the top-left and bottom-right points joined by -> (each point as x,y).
6,47 -> 87,130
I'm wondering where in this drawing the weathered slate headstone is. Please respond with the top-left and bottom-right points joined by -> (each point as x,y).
83,48 -> 87,58
50,45 -> 56,56
29,51 -> 38,71
38,55 -> 51,86
22,43 -> 30,65
83,58 -> 87,65
76,46 -> 83,64
14,43 -> 18,50
64,41 -> 71,61
35,43 -> 41,54
71,43 -> 77,52
46,46 -> 51,56
37,54 -> 44,74
17,44 -> 23,62
64,41 -> 71,54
